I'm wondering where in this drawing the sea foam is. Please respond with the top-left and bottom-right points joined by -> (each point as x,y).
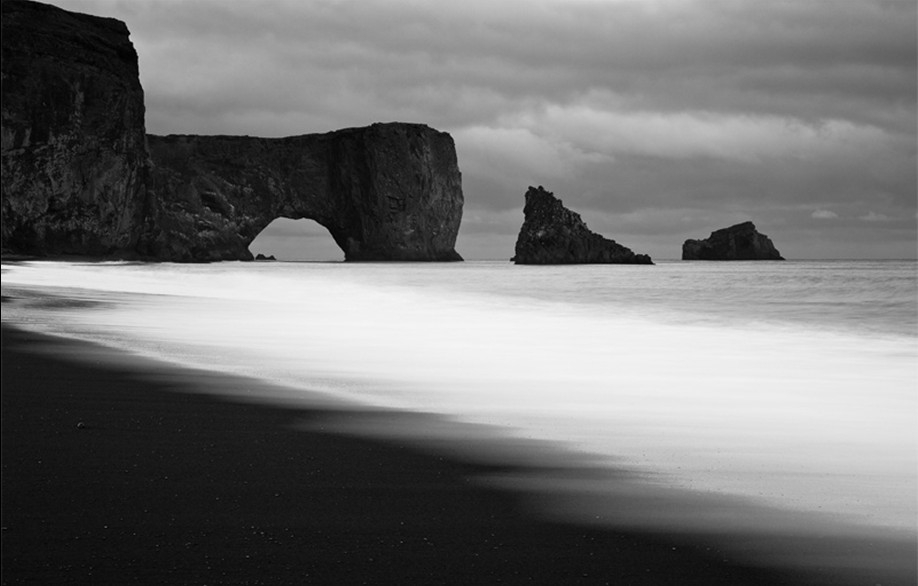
2,260 -> 915,540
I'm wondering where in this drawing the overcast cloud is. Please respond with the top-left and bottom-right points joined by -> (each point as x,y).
56,0 -> 917,259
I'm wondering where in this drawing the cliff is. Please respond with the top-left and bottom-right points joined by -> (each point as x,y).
143,124 -> 463,262
1,0 -> 148,256
512,186 -> 652,265
682,221 -> 784,260
1,0 -> 463,262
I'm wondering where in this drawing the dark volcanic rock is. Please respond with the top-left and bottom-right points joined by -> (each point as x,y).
1,0 -> 148,256
143,124 -> 463,262
1,0 -> 463,262
682,221 -> 784,260
512,186 -> 652,265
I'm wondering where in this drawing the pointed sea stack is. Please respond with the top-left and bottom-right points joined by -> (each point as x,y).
512,186 -> 652,265
682,221 -> 784,260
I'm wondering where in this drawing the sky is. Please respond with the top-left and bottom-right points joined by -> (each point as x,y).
55,0 -> 917,260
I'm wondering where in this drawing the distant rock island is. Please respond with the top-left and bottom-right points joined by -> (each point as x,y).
1,0 -> 463,262
682,221 -> 784,260
512,186 -> 652,265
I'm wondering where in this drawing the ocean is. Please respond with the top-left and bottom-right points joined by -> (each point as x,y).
2,259 -> 916,556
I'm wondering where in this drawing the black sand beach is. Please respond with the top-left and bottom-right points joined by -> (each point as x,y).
0,323 -> 802,585
8,313 -> 914,585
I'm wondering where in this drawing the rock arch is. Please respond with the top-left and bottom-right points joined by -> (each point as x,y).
1,1 -> 464,262
249,217 -> 344,261
141,123 -> 464,262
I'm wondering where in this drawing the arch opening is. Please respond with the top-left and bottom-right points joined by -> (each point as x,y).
248,218 -> 344,262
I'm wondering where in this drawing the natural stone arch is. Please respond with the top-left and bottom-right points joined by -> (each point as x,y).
1,1 -> 464,262
140,123 -> 463,262
249,217 -> 344,261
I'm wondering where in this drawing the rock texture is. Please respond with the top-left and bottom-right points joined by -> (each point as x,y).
1,0 -> 463,262
143,124 -> 463,262
682,221 -> 784,260
1,0 -> 148,256
512,186 -> 652,265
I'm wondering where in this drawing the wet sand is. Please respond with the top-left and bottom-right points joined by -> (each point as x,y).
0,322 -> 815,585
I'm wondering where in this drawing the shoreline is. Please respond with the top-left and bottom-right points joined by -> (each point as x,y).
1,322 -> 804,585
1,271 -> 915,584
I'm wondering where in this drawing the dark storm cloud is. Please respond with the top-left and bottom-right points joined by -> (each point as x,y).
74,0 -> 915,130
55,0 -> 917,258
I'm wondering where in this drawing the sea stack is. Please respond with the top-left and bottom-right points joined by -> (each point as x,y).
682,221 -> 784,260
512,186 -> 652,265
1,0 -> 464,262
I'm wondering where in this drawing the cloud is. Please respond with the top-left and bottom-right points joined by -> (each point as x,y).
859,211 -> 891,222
504,103 -> 895,164
56,0 -> 917,135
453,125 -> 612,190
812,210 -> 839,220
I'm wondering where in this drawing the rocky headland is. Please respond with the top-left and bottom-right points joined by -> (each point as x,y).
512,186 -> 652,265
1,0 -> 148,256
682,221 -> 784,261
1,0 -> 463,262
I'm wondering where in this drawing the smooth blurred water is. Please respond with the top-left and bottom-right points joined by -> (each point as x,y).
2,260 -> 916,540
